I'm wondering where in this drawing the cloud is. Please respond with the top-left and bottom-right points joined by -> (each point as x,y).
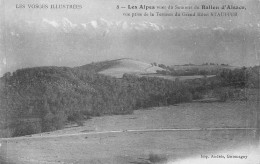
42,18 -> 60,28
90,20 -> 98,28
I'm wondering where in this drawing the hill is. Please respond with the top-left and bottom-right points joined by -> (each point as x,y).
78,58 -> 164,78
0,62 -> 192,137
0,59 -> 255,138
3,18 -> 259,76
155,63 -> 240,77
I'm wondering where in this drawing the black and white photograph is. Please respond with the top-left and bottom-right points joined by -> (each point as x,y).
0,0 -> 260,163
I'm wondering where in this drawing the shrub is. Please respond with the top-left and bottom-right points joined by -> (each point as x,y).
219,91 -> 228,102
213,88 -> 229,102
192,91 -> 204,100
67,112 -> 84,126
11,120 -> 41,137
0,128 -> 13,138
177,90 -> 193,103
42,111 -> 66,132
148,153 -> 167,163
53,111 -> 67,129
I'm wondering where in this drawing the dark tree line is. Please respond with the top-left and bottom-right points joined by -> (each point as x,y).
0,65 -> 257,137
218,67 -> 248,88
0,66 -> 193,137
155,63 -> 235,76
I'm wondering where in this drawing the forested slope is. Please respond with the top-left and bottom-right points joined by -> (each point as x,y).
0,61 -> 257,137
0,65 -> 190,137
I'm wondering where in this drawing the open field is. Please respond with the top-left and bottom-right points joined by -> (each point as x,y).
98,58 -> 164,78
139,74 -> 216,81
96,58 -> 219,80
1,98 -> 259,164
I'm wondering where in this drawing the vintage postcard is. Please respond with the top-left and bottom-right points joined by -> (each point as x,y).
0,0 -> 260,163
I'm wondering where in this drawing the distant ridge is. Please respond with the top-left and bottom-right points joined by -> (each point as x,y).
95,58 -> 164,78
76,58 -> 164,78
172,64 -> 239,71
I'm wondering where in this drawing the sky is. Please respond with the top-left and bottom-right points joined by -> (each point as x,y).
0,0 -> 260,76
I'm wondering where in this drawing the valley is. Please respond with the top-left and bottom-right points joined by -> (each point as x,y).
1,99 -> 259,164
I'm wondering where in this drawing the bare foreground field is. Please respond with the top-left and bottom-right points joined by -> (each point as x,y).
1,100 -> 260,164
